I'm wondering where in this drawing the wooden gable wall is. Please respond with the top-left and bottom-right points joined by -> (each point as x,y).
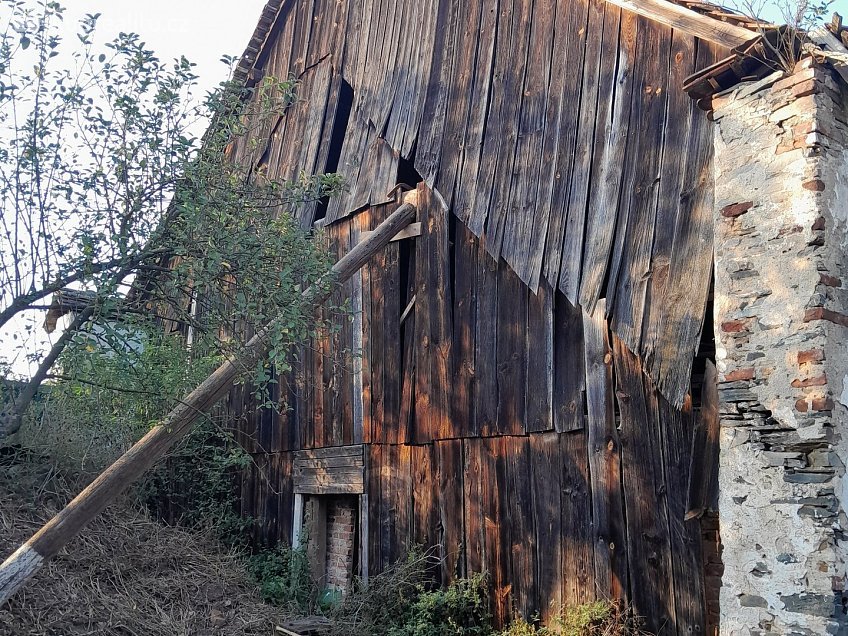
226,0 -> 725,407
225,1 -> 727,632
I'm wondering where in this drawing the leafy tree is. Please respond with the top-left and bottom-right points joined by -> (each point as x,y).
0,0 -> 345,437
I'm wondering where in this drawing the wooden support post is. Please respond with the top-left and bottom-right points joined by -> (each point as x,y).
0,197 -> 417,605
292,493 -> 305,550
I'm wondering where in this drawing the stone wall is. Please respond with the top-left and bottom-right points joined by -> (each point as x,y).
712,58 -> 848,634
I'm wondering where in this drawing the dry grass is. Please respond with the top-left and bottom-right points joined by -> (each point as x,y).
0,453 -> 291,636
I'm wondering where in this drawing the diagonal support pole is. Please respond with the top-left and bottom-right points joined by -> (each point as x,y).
0,196 -> 417,605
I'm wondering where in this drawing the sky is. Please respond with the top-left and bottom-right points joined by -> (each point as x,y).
0,0 -> 267,378
1,0 -> 847,378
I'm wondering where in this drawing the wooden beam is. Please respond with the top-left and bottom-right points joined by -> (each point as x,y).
0,199 -> 418,605
359,222 -> 422,243
603,0 -> 756,50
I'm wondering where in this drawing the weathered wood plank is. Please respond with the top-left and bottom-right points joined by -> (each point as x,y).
467,0 -> 529,245
530,432 -> 563,623
558,0 -> 607,303
435,0 -> 487,216
416,0 -> 460,183
651,42 -> 719,406
505,436 -> 535,620
577,7 -> 635,313
499,0 -> 556,282
495,264 -> 528,436
382,208 -> 403,445
483,436 -> 511,625
437,439 -> 465,584
294,445 -> 364,460
474,244 -> 499,436
367,443 -> 382,573
603,11 -> 648,317
355,209 -> 373,444
452,222 -> 477,436
658,389 -> 706,633
553,292 -> 586,433
411,444 -> 438,551
526,281 -> 554,433
608,18 -> 672,353
414,184 -> 454,441
541,0 -> 590,288
582,300 -> 627,601
613,335 -> 675,632
463,438 -> 486,576
524,0 -> 576,291
560,429 -> 595,607
640,30 -> 697,368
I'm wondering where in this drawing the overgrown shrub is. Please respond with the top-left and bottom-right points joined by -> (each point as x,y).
387,574 -> 492,636
246,543 -> 314,613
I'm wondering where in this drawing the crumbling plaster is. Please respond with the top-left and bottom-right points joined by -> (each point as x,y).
712,59 -> 848,635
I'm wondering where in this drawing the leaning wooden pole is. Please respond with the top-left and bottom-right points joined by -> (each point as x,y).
0,197 -> 417,605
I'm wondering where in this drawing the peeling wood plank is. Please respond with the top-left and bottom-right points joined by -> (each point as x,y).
541,0 -> 592,288
499,0 -> 556,283
558,0 -> 608,303
652,42 -> 719,406
578,7 -> 635,313
609,18 -> 672,353
640,30 -> 697,368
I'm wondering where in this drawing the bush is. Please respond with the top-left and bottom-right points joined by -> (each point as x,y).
387,574 -> 492,636
246,543 -> 314,613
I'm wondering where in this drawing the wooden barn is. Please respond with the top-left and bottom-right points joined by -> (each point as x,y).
221,0 -> 848,634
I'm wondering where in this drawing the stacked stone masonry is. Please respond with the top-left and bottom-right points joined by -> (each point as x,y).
712,58 -> 848,635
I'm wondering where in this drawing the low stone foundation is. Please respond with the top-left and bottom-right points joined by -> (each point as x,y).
712,59 -> 848,634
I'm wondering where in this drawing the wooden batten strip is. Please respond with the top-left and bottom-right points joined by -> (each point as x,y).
602,0 -> 755,49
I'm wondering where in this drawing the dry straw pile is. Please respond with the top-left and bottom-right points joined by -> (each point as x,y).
0,453 -> 288,636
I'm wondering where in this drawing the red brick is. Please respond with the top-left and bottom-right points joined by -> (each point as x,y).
804,307 -> 848,328
798,349 -> 826,364
791,374 -> 828,388
725,368 -> 755,382
820,273 -> 842,287
793,78 -> 819,98
796,398 -> 809,412
811,397 -> 834,411
803,179 -> 826,192
721,319 -> 750,333
721,201 -> 754,218
812,216 -> 826,231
